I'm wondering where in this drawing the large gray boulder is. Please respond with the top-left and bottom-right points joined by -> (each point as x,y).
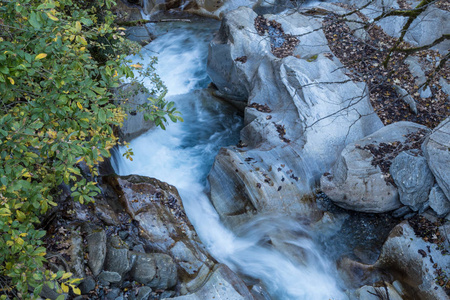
321,122 -> 430,213
117,83 -> 155,142
390,151 -> 434,211
166,264 -> 254,300
339,220 -> 450,299
374,222 -> 450,300
207,7 -> 382,228
424,117 -> 450,200
403,5 -> 450,54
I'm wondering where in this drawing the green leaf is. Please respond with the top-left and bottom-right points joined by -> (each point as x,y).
0,65 -> 10,75
29,11 -> 42,29
98,109 -> 106,123
36,3 -> 56,10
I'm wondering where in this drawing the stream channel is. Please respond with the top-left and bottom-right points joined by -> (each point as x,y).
111,19 -> 382,300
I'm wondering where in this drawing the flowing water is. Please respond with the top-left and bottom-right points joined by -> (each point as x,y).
112,20 -> 347,300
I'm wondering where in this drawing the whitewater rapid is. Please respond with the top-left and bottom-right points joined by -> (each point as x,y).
112,20 -> 347,300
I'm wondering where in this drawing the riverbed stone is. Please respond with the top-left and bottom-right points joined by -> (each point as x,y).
207,7 -> 383,228
105,288 -> 121,300
104,235 -> 131,278
390,151 -> 434,211
86,228 -> 107,276
392,206 -> 412,218
79,276 -> 96,295
137,286 -> 152,300
423,117 -> 450,201
321,122 -> 430,213
148,253 -> 177,289
129,252 -> 158,285
393,85 -> 417,114
429,185 -> 450,217
99,271 -> 122,284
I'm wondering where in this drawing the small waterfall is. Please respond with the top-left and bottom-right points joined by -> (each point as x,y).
112,20 -> 347,300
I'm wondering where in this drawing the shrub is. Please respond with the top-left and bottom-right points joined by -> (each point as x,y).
0,0 -> 180,298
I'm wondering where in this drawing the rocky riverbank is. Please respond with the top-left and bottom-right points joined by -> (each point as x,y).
203,1 -> 449,298
41,170 -> 255,299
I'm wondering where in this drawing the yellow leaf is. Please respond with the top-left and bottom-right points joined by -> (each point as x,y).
6,241 -> 13,246
61,272 -> 72,280
118,27 -> 126,30
46,12 -> 58,21
79,36 -> 87,45
75,21 -> 82,32
16,210 -> 26,222
16,237 -> 24,246
35,53 -> 47,60
75,157 -> 84,164
80,47 -> 86,51
47,129 -> 57,139
0,208 -> 11,216
61,283 -> 69,293
72,286 -> 81,295
130,64 -> 142,69
76,102 -> 83,110
23,172 -> 32,178
7,77 -> 14,85
19,232 -> 27,237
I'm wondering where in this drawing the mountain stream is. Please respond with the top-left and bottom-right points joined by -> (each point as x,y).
112,20 -> 351,300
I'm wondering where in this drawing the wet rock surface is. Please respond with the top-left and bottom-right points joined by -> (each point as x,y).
116,83 -> 156,142
315,192 -> 400,265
